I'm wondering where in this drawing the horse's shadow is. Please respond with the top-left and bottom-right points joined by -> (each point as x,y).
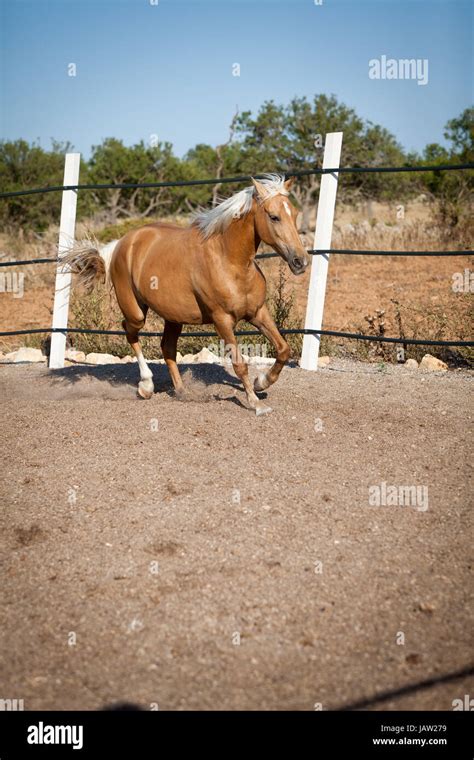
48,361 -> 266,408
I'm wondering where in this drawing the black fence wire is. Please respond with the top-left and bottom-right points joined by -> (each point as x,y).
0,326 -> 472,348
1,249 -> 472,268
0,162 -> 472,199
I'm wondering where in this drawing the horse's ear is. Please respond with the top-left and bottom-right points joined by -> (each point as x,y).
251,178 -> 269,201
284,176 -> 296,192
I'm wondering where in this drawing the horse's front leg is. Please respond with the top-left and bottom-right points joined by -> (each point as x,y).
213,314 -> 272,416
249,304 -> 291,392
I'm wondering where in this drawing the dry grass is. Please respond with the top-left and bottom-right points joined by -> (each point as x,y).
323,213 -> 473,365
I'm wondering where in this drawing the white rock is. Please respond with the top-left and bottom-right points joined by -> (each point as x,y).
180,353 -> 196,363
65,349 -> 86,363
120,355 -> 135,363
419,354 -> 448,372
318,355 -> 331,367
404,358 -> 419,370
194,347 -> 220,364
85,352 -> 121,365
12,347 -> 46,363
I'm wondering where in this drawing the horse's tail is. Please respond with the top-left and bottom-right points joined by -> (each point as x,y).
61,235 -> 117,291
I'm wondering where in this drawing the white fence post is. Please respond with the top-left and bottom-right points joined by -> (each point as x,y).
300,132 -> 343,371
49,152 -> 81,369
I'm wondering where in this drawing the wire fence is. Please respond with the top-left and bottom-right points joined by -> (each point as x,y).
1,161 -> 473,348
0,326 -> 472,347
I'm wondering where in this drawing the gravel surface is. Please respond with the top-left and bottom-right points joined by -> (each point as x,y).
1,359 -> 473,711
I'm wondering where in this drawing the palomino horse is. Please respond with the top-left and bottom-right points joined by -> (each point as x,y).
65,174 -> 309,414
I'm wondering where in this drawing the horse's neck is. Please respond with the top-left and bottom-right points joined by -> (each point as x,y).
220,209 -> 260,268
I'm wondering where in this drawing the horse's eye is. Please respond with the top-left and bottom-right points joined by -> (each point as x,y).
269,215 -> 280,222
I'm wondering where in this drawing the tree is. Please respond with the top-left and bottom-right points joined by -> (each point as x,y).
420,107 -> 473,230
88,138 -> 180,222
444,107 -> 474,160
0,139 -> 91,232
180,112 -> 244,214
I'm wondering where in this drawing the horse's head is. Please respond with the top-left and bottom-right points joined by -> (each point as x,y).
252,176 -> 309,275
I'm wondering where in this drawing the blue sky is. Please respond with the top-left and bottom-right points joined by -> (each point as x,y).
0,0 -> 472,159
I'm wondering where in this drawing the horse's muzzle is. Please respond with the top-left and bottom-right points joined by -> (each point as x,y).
289,255 -> 309,275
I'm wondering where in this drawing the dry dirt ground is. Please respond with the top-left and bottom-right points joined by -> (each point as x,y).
0,359 -> 473,711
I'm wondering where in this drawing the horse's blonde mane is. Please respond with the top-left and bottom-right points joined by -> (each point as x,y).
192,173 -> 289,239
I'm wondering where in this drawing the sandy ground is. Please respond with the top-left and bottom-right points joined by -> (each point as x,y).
0,359 -> 473,711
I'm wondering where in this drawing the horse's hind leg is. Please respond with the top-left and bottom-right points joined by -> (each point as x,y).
161,321 -> 185,397
121,306 -> 154,399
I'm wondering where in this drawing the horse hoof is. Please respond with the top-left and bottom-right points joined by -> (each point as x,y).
137,380 -> 154,399
254,373 -> 269,393
255,404 -> 272,416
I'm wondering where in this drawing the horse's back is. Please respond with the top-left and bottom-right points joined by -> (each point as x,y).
143,220 -> 186,233
112,222 -> 200,271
